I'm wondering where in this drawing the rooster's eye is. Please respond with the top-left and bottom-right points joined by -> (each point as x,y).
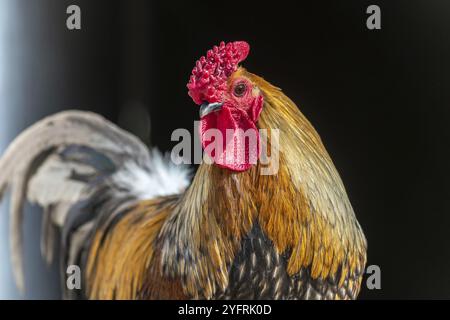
233,83 -> 247,97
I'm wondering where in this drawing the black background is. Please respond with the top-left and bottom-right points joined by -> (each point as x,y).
1,0 -> 450,299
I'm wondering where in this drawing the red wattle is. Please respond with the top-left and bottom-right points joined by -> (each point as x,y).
200,106 -> 260,172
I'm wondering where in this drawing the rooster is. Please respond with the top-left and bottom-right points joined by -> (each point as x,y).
0,41 -> 366,300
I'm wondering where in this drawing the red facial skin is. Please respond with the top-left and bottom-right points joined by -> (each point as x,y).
188,41 -> 263,172
200,77 -> 264,172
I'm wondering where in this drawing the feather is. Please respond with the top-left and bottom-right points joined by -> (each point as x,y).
0,110 -> 190,294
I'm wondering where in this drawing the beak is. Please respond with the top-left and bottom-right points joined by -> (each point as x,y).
199,102 -> 223,118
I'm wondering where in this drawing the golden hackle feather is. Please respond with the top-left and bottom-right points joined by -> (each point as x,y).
86,197 -> 178,299
85,68 -> 366,299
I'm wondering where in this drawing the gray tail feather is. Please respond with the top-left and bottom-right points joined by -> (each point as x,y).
0,110 -> 154,295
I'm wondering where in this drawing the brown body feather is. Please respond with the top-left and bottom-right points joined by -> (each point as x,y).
85,69 -> 366,299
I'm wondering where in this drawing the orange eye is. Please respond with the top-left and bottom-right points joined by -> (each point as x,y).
233,83 -> 247,97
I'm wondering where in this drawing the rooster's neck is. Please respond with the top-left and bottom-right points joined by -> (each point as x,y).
159,74 -> 367,299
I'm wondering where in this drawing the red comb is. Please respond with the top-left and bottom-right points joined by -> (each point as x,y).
187,41 -> 250,105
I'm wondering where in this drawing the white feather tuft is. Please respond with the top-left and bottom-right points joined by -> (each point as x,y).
113,148 -> 191,200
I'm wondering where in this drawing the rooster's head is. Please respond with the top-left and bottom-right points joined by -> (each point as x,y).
187,41 -> 264,172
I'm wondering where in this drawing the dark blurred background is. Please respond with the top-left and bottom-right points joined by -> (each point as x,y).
1,0 -> 450,299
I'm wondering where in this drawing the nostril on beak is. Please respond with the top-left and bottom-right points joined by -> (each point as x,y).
199,102 -> 223,118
